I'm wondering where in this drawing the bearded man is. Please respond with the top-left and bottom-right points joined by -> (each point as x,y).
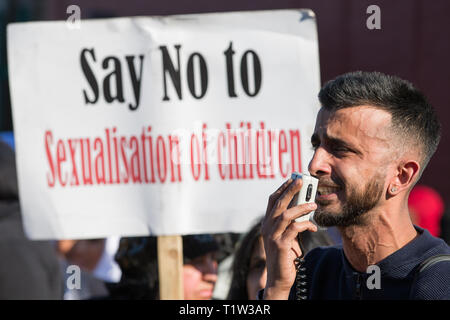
261,71 -> 450,300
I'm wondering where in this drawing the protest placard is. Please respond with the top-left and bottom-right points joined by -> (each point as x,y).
8,9 -> 321,240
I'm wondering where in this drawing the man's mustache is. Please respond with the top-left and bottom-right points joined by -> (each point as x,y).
315,176 -> 344,189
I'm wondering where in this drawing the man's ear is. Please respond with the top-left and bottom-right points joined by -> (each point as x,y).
388,160 -> 421,196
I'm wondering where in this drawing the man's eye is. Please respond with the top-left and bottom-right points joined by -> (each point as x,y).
249,260 -> 266,271
332,146 -> 350,154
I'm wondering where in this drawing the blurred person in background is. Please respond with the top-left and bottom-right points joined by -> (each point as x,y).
106,234 -> 219,300
57,237 -> 122,300
408,185 -> 444,237
227,216 -> 334,300
0,140 -> 62,299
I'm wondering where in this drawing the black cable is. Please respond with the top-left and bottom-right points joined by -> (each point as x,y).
295,233 -> 308,300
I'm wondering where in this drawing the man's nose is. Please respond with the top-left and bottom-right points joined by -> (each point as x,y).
203,271 -> 218,284
203,269 -> 218,284
308,147 -> 332,177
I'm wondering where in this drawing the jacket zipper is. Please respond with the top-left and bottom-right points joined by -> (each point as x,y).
355,274 -> 363,300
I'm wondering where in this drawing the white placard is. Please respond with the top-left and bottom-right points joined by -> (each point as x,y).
8,9 -> 321,239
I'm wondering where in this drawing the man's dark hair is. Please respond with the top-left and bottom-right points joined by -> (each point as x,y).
318,71 -> 441,170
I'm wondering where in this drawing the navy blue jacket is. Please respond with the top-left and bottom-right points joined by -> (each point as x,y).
291,226 -> 450,300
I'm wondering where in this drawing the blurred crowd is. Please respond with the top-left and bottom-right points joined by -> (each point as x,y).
0,138 -> 449,300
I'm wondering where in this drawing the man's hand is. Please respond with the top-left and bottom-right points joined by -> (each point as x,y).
261,178 -> 318,300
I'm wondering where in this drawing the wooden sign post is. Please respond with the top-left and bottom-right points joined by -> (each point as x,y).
157,235 -> 184,300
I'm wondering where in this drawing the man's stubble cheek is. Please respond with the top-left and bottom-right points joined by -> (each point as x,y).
314,170 -> 386,227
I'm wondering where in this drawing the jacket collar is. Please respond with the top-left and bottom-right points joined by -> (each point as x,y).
340,226 -> 444,279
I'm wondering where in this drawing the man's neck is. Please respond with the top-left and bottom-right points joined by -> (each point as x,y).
337,206 -> 418,272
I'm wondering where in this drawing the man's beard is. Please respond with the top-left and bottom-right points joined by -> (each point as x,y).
313,172 -> 385,228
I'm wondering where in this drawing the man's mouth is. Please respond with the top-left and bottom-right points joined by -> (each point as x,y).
317,185 -> 342,198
